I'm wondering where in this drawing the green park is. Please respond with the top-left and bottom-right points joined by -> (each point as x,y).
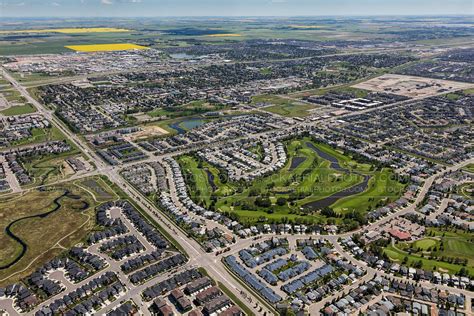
178,137 -> 405,228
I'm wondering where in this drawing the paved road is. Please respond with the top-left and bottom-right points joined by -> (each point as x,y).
1,64 -> 473,316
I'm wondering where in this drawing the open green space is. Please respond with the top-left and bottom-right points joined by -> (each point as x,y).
8,125 -> 66,147
331,168 -> 405,214
464,164 -> 474,173
21,149 -> 81,187
289,85 -> 370,99
178,154 -> 235,204
252,94 -> 318,117
457,183 -> 473,199
384,228 -> 474,276
0,103 -> 36,116
147,100 -> 228,118
179,137 -> 403,226
0,178 -> 116,286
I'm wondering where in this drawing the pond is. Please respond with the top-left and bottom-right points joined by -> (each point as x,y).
301,142 -> 371,211
169,118 -> 206,134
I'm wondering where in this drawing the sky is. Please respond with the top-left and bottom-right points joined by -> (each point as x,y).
1,0 -> 473,17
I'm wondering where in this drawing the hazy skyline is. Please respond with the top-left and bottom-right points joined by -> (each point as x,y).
1,0 -> 473,17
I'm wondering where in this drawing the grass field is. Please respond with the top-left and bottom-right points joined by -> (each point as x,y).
288,85 -> 370,99
9,126 -> 65,147
464,164 -> 474,173
265,102 -> 317,117
457,183 -> 473,199
21,148 -> 81,187
0,178 -> 117,285
384,228 -> 474,275
147,101 -> 227,119
178,155 -> 235,205
0,103 -> 36,116
331,168 -> 405,214
0,28 -> 130,34
65,43 -> 148,52
180,137 -> 402,225
252,94 -> 318,117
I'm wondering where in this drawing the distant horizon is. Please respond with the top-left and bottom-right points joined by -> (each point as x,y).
2,14 -> 474,18
1,0 -> 472,18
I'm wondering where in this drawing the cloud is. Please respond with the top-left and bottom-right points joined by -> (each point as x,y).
51,1 -> 60,6
101,0 -> 113,4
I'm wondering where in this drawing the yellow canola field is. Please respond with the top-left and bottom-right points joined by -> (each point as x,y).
65,43 -> 148,52
0,28 -> 130,34
206,33 -> 242,37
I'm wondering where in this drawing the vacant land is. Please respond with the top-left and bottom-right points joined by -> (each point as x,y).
253,94 -> 318,117
353,74 -> 474,98
21,149 -> 81,186
77,177 -> 118,202
0,178 -> 116,285
0,103 -> 36,116
265,102 -> 316,117
65,43 -> 148,52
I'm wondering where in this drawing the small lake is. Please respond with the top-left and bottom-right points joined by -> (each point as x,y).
169,118 -> 206,134
289,156 -> 306,171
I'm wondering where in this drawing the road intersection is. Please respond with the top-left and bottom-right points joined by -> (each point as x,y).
0,66 -> 472,315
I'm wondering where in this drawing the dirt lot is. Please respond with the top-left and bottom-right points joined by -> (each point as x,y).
353,74 -> 474,98
125,125 -> 169,141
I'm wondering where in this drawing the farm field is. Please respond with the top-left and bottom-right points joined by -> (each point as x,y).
0,30 -> 152,55
384,228 -> 474,275
0,28 -> 130,34
65,43 -> 148,52
0,177 -> 116,285
179,137 -> 403,226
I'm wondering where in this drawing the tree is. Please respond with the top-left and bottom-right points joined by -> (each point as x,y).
276,197 -> 287,206
255,196 -> 271,208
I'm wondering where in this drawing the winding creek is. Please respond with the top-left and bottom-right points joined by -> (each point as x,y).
0,190 -> 87,270
302,142 -> 371,211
